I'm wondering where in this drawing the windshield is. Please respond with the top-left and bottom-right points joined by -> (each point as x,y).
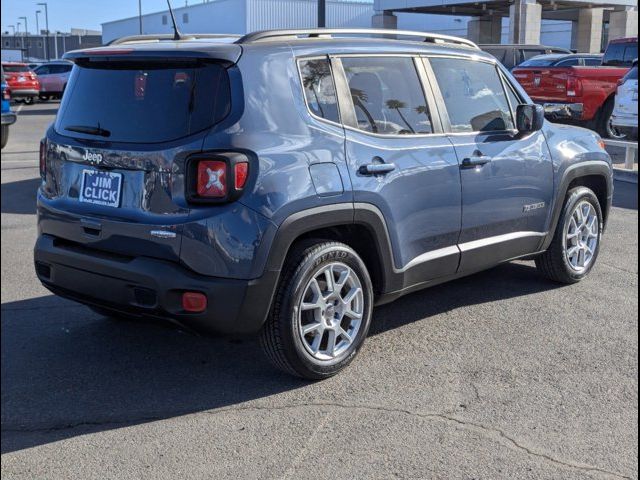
2,65 -> 31,73
55,61 -> 230,144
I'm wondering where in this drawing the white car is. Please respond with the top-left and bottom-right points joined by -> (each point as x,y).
611,60 -> 638,140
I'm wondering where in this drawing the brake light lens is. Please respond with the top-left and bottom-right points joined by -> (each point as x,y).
234,162 -> 248,190
2,87 -> 10,101
39,139 -> 47,178
566,75 -> 583,97
197,160 -> 227,198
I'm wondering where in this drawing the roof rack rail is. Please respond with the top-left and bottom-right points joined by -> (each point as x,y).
236,28 -> 479,49
109,33 -> 241,45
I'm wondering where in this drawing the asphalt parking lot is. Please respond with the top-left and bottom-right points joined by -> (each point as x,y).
1,101 -> 638,480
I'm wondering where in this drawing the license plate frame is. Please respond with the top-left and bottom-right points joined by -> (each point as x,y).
79,169 -> 123,208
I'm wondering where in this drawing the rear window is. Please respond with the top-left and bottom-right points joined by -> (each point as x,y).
3,65 -> 30,73
623,65 -> 638,81
55,61 -> 230,144
603,42 -> 639,67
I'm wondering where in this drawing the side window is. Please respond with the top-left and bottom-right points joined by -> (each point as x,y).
430,58 -> 516,133
502,76 -> 523,112
298,58 -> 340,123
623,45 -> 638,64
584,58 -> 602,66
35,65 -> 50,75
341,56 -> 433,135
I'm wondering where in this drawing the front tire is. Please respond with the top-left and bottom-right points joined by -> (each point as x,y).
23,97 -> 34,105
535,187 -> 603,284
260,240 -> 374,380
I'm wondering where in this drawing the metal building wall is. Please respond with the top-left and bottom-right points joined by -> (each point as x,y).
245,0 -> 373,31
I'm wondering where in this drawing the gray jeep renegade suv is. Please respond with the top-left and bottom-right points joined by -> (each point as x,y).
34,29 -> 613,379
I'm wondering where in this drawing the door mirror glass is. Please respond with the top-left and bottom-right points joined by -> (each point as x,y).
516,104 -> 544,133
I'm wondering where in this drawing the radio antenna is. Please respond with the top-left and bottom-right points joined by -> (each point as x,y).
166,0 -> 182,40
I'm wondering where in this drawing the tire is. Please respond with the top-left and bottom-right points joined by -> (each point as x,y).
535,187 -> 603,284
0,125 -> 8,149
23,97 -> 34,105
598,98 -> 626,139
260,240 -> 374,380
39,94 -> 50,101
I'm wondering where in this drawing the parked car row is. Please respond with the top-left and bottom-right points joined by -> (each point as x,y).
0,60 -> 73,105
483,37 -> 638,139
1,65 -> 17,149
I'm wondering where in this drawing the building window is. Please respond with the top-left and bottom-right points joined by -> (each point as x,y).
38,41 -> 42,47
182,13 -> 189,23
162,15 -> 167,25
4,41 -> 9,47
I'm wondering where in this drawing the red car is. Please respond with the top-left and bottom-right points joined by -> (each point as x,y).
1,62 -> 40,105
512,37 -> 637,138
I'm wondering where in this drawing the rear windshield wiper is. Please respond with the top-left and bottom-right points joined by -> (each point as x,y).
64,124 -> 111,137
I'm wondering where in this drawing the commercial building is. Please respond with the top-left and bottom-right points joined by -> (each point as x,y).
101,0 -> 637,51
1,29 -> 101,62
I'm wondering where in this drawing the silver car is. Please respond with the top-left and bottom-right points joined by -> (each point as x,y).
34,61 -> 73,101
611,60 -> 638,139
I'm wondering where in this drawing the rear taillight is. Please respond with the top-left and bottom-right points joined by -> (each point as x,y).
188,153 -> 250,203
39,139 -> 47,179
2,88 -> 10,101
197,160 -> 227,198
566,75 -> 583,97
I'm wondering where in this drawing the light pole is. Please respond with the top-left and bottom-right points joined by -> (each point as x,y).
19,16 -> 29,59
8,25 -> 15,35
37,2 -> 49,61
138,0 -> 143,34
36,10 -> 42,60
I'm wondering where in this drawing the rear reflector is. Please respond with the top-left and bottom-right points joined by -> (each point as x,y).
234,162 -> 249,190
39,139 -> 47,179
182,292 -> 207,313
197,160 -> 227,198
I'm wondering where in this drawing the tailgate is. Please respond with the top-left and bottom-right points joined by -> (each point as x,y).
512,67 -> 572,102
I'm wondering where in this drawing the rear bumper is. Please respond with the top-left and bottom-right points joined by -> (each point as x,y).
542,102 -> 584,121
1,112 -> 16,126
10,88 -> 39,97
34,234 -> 278,335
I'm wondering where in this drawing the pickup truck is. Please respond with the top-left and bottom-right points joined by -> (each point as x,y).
512,37 -> 638,138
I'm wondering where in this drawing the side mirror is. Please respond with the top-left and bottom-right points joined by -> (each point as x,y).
516,104 -> 545,133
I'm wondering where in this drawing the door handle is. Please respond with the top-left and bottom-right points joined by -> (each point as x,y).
358,161 -> 396,176
461,155 -> 492,169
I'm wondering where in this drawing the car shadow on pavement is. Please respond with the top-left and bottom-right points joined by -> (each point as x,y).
1,178 -> 40,215
612,180 -> 638,210
11,107 -> 58,116
1,261 -> 562,454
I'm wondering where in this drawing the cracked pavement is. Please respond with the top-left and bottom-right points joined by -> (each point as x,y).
1,101 -> 638,479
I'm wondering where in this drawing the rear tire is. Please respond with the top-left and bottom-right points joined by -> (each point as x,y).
38,94 -> 50,101
23,97 -> 34,105
0,125 -> 8,149
260,240 -> 373,380
598,98 -> 626,139
535,187 -> 603,284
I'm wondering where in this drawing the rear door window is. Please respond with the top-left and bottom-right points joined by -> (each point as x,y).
298,58 -> 340,123
55,61 -> 230,144
584,57 -> 603,66
341,56 -> 433,135
556,58 -> 581,66
430,57 -> 515,133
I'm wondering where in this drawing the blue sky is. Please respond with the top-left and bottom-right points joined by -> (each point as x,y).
1,0 -> 183,34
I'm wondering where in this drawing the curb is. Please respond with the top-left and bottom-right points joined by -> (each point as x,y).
613,168 -> 638,184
